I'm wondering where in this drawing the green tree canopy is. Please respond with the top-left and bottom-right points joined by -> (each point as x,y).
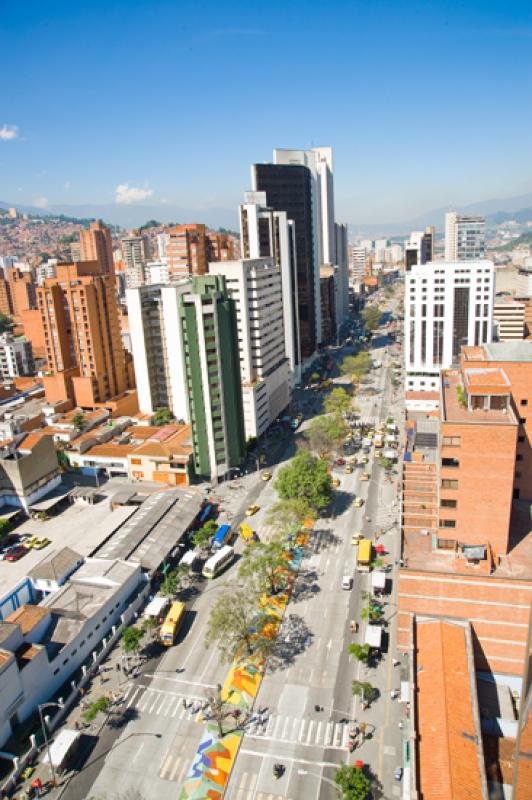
204,588 -> 277,663
304,414 -> 348,456
266,498 -> 316,536
362,305 -> 381,332
238,536 -> 289,596
0,313 -> 13,334
340,352 -> 371,382
351,680 -> 375,703
275,450 -> 332,510
334,763 -> 371,800
191,519 -> 218,553
323,387 -> 352,416
122,625 -> 143,656
72,411 -> 86,432
0,518 -> 11,543
152,407 -> 174,426
160,564 -> 191,598
348,643 -> 370,663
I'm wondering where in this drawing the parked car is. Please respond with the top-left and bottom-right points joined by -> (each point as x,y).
245,504 -> 260,517
5,545 -> 27,562
32,537 -> 50,550
394,767 -> 403,781
261,472 -> 272,481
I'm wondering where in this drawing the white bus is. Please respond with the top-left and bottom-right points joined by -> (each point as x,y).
202,545 -> 234,579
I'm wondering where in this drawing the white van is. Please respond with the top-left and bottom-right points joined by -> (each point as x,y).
342,575 -> 353,590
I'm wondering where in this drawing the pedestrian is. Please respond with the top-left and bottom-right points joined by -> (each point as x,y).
116,662 -> 121,672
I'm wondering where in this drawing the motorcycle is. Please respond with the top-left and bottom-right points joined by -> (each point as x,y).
273,763 -> 285,780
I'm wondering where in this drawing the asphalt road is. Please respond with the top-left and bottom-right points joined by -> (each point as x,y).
59,296 -> 405,800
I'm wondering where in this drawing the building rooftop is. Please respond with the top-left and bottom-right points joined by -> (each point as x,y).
463,342 -> 532,363
5,605 -> 51,635
415,618 -> 487,800
463,367 -> 510,393
441,370 -> 517,425
28,547 -> 83,582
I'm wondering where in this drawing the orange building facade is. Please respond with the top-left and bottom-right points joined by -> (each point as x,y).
37,261 -> 133,407
165,224 -> 208,279
79,220 -> 115,276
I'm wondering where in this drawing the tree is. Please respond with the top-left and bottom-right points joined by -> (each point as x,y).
72,411 -> 86,432
361,604 -> 383,623
348,643 -> 370,663
378,457 -> 393,472
122,626 -> 143,657
83,696 -> 110,723
151,407 -> 173,426
0,518 -> 11,544
204,588 -> 278,663
192,519 -> 218,553
334,762 -> 371,800
266,498 -> 316,536
304,414 -> 348,456
351,681 -> 375,704
238,536 -> 289,596
275,450 -> 332,510
56,447 -> 69,471
160,564 -> 191,598
340,352 -> 371,383
323,387 -> 352,416
362,305 -> 381,333
310,372 -> 321,384
0,313 -> 13,333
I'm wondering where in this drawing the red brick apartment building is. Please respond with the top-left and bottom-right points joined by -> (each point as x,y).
398,342 -> 532,798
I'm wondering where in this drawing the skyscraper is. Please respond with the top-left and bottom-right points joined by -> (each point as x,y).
79,220 -> 115,276
127,282 -> 191,420
405,259 -> 495,391
166,224 -> 208,280
444,213 -> 485,261
38,261 -> 133,406
404,227 -> 435,272
121,234 -> 148,288
180,275 -> 245,481
239,192 -> 301,382
252,160 -> 317,359
209,258 -> 289,439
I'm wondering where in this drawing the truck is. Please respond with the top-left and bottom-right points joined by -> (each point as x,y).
357,538 -> 372,572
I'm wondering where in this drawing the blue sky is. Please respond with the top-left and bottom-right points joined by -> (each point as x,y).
1,0 -> 532,225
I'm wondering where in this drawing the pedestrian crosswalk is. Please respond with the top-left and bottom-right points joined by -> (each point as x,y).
120,684 -> 351,752
159,752 -> 190,784
245,712 -> 350,750
121,683 -> 206,721
228,770 -> 290,800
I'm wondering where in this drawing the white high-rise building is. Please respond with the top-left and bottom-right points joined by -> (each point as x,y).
0,334 -> 34,379
157,233 -> 169,261
126,282 -> 190,419
405,259 -> 495,391
239,192 -> 301,384
209,258 -> 290,439
121,235 -> 148,288
351,246 -> 366,284
145,261 -> 169,285
444,213 -> 485,261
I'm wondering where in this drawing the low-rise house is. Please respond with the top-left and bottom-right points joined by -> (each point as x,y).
28,547 -> 84,594
0,432 -> 61,512
0,558 -> 145,748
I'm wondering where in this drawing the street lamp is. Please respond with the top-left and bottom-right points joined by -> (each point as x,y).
297,769 -> 343,797
38,701 -> 63,787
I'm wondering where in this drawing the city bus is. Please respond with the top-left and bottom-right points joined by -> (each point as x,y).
211,523 -> 232,552
159,601 -> 186,646
202,545 -> 235,579
357,538 -> 372,572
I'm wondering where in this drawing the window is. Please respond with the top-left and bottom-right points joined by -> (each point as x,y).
442,436 -> 461,447
131,458 -> 142,465
516,454 -> 523,461
441,499 -> 457,508
520,399 -> 528,407
442,457 -> 460,468
441,479 -> 458,489
53,668 -> 59,675
63,658 -> 69,666
71,649 -> 77,656
520,418 -> 527,425
439,519 -> 456,528
518,435 -> 525,443
515,472 -> 522,479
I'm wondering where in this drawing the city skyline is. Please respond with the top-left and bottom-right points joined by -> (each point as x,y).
2,0 -> 532,225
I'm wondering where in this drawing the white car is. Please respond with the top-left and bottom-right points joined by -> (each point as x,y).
341,575 -> 353,590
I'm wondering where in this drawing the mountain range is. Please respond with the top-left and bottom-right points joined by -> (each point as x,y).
3,190 -> 532,237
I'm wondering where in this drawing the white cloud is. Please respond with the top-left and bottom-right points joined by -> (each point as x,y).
33,196 -> 49,209
64,181 -> 71,190
0,124 -> 19,141
115,183 -> 153,205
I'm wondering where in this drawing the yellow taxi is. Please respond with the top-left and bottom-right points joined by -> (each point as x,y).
332,478 -> 341,488
360,472 -> 370,481
351,532 -> 362,544
261,471 -> 272,481
245,504 -> 260,516
345,465 -> 353,474
353,497 -> 364,508
359,455 -> 369,465
348,455 -> 357,464
23,536 -> 50,550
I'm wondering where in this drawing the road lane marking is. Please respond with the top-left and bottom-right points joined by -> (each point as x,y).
126,686 -> 141,708
272,716 -> 283,739
305,720 -> 315,743
315,721 -> 323,743
239,748 -> 339,769
325,721 -> 333,745
281,716 -> 291,739
299,719 -> 307,741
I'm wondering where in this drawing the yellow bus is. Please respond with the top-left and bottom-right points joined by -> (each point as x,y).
357,539 -> 372,572
160,601 -> 186,646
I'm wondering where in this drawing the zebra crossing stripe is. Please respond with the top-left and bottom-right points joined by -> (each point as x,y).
126,687 -> 141,709
298,719 -> 307,741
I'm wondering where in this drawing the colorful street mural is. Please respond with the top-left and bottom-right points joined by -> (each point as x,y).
178,527 -> 310,800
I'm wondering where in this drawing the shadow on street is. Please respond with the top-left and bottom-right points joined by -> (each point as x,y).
267,613 -> 314,672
